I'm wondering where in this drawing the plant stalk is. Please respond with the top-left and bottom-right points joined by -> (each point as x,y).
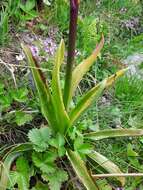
64,0 -> 79,109
92,173 -> 143,178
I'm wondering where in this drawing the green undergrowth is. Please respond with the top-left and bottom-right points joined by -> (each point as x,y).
0,0 -> 143,189
96,75 -> 143,130
84,74 -> 143,189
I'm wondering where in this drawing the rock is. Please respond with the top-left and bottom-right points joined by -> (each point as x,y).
123,53 -> 143,77
123,53 -> 143,65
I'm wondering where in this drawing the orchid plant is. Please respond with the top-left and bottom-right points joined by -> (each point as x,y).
1,1 -> 143,190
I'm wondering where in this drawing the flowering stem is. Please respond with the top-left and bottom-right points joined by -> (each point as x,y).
64,0 -> 79,109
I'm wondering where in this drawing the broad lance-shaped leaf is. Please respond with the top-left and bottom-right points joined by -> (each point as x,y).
69,68 -> 127,125
88,151 -> 125,186
67,35 -> 104,107
0,143 -> 32,190
51,40 -> 70,134
69,79 -> 107,125
84,129 -> 143,141
106,68 -> 129,87
66,149 -> 98,190
22,44 -> 58,132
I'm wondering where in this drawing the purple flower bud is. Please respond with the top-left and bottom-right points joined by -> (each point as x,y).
71,0 -> 79,8
64,0 -> 80,107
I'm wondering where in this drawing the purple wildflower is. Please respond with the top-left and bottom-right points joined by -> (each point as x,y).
121,17 -> 139,31
48,27 -> 59,38
43,38 -> 57,56
30,45 -> 39,57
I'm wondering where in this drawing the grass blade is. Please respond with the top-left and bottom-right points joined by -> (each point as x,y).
88,151 -> 125,186
84,129 -> 143,140
66,149 -> 98,190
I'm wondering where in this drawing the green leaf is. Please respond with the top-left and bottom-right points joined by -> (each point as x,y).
8,171 -> 19,189
9,0 -> 20,15
51,40 -> 70,134
0,143 -> 32,190
22,44 -> 58,132
84,129 -> 143,141
67,35 -> 104,106
69,79 -> 107,124
58,146 -> 66,157
28,127 -> 51,152
25,0 -> 36,11
19,8 -> 38,19
42,169 -> 68,190
15,111 -> 33,126
88,151 -> 125,186
25,10 -> 38,18
9,156 -> 30,190
56,133 -> 65,147
19,3 -> 27,12
0,83 -> 4,94
11,88 -> 28,102
106,68 -> 128,88
32,151 -> 57,174
31,182 -> 49,190
0,10 -> 9,35
127,143 -> 138,157
96,179 -> 112,190
49,133 -> 65,148
66,149 -> 98,190
0,95 -> 12,109
49,133 -> 66,157
74,137 -> 93,154
16,156 -> 29,174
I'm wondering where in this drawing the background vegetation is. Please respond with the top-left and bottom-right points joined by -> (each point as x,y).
0,0 -> 143,189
